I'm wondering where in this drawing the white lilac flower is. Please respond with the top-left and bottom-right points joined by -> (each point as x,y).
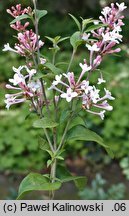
82,94 -> 90,109
12,66 -> 25,74
60,88 -> 78,102
79,62 -> 91,72
102,32 -> 111,42
86,109 -> 106,120
116,2 -> 127,12
81,80 -> 93,94
99,110 -> 106,120
82,33 -> 90,41
5,97 -> 26,109
52,75 -> 62,86
93,100 -> 113,111
40,57 -> 46,64
86,43 -> 100,52
90,86 -> 100,103
63,72 -> 75,87
110,30 -> 123,43
97,77 -> 106,85
6,84 -> 21,90
2,43 -> 18,53
9,73 -> 25,86
25,66 -> 36,79
101,6 -> 111,16
102,31 -> 122,44
114,24 -> 122,32
104,88 -> 115,100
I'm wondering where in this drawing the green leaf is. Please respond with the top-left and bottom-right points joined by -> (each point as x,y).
46,150 -> 54,158
85,24 -> 107,32
54,36 -> 61,43
17,173 -> 61,199
58,37 -> 69,43
82,18 -> 94,31
33,71 -> 44,80
60,108 -> 70,123
33,118 -> 59,129
105,147 -> 114,159
36,10 -> 47,21
45,36 -> 55,43
47,159 -> 52,167
56,156 -> 64,160
70,31 -> 82,50
62,176 -> 87,190
57,165 -> 86,190
44,62 -> 62,74
45,36 -> 69,45
69,116 -> 86,129
10,14 -> 31,24
38,137 -> 49,151
66,125 -> 108,148
69,14 -> 81,31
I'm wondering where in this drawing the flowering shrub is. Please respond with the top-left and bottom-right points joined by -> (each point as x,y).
3,1 -> 126,199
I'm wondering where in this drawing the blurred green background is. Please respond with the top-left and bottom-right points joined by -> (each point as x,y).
0,0 -> 129,200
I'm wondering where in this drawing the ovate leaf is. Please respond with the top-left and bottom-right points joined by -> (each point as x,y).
66,125 -> 108,148
36,10 -> 48,21
33,118 -> 59,129
17,173 -> 61,199
10,14 -> 31,24
70,31 -> 82,50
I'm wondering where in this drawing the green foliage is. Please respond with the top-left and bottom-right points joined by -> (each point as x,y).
66,125 -> 108,148
70,31 -> 83,50
79,174 -> 126,200
10,14 -> 32,24
17,173 -> 61,199
33,118 -> 59,129
85,24 -> 107,32
69,14 -> 81,31
57,165 -> 87,190
120,157 -> 129,180
0,103 -> 47,172
36,10 -> 48,22
101,60 -> 129,159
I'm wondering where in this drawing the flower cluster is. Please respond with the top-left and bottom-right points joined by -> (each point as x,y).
82,2 -> 127,67
3,4 -> 45,110
3,2 -> 126,121
3,4 -> 44,57
5,66 -> 42,110
49,63 -> 114,120
49,2 -> 126,119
